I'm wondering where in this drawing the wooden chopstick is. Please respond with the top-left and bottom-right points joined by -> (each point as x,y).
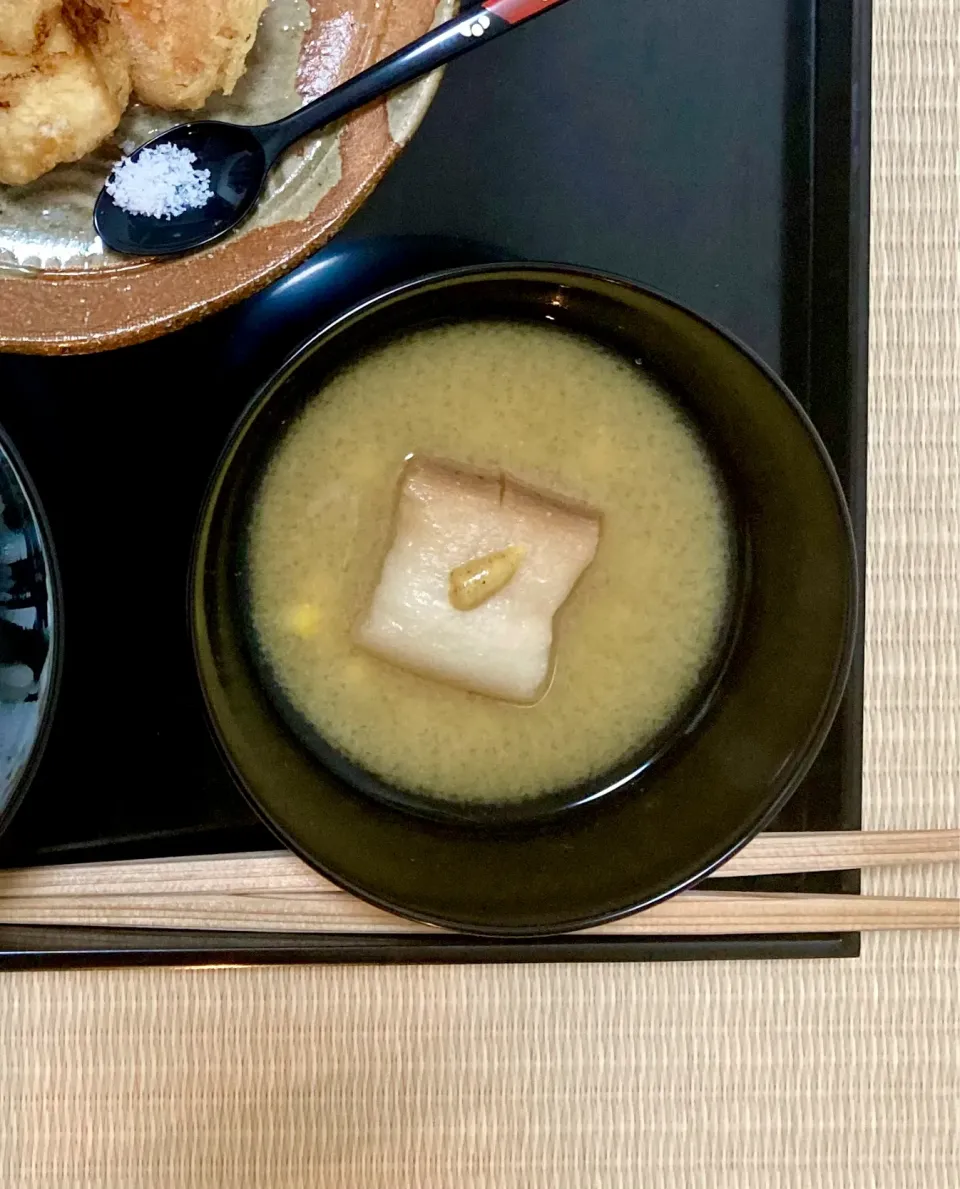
0,889 -> 954,936
715,828 -> 959,877
0,830 -> 955,937
1,830 -> 955,899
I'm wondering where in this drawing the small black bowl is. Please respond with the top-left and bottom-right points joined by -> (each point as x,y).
0,425 -> 62,838
191,264 -> 856,936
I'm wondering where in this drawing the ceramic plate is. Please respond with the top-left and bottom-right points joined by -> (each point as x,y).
0,0 -> 453,355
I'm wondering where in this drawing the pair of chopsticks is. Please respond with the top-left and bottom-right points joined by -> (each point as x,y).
0,829 -> 956,937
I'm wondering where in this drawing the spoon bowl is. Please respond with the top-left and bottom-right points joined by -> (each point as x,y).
94,123 -> 267,256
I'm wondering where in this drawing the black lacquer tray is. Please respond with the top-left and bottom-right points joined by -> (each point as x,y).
0,0 -> 870,967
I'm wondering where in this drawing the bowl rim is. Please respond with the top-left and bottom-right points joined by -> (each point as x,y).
190,260 -> 859,936
0,422 -> 64,839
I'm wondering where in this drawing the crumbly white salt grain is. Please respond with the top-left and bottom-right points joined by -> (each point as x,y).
105,144 -> 213,220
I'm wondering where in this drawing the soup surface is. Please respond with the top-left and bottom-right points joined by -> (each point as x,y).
247,320 -> 733,803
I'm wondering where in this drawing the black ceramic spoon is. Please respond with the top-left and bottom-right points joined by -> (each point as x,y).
95,0 -> 575,256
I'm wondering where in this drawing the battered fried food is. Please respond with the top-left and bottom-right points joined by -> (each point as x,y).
62,0 -> 131,109
0,0 -> 61,56
0,0 -> 268,185
113,0 -> 269,110
0,3 -> 131,186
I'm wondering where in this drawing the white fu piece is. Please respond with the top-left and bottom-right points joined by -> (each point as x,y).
355,458 -> 601,703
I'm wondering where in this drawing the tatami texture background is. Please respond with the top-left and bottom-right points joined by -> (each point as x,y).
1,1 -> 958,1185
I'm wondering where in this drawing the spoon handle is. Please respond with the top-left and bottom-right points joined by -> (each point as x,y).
254,0 -> 577,161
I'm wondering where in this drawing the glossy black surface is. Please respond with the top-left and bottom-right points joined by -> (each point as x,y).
193,266 -> 857,936
0,428 -> 61,836
0,0 -> 871,963
0,924 -> 859,970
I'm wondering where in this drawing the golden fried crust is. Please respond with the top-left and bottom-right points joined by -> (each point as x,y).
0,1 -> 61,57
113,0 -> 269,110
62,0 -> 130,107
0,6 -> 131,186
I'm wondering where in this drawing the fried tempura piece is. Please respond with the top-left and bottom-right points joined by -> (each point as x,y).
61,0 -> 131,109
0,0 -> 61,56
113,0 -> 269,110
0,4 -> 131,185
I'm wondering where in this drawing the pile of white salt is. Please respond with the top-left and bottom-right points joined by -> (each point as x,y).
105,144 -> 213,220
